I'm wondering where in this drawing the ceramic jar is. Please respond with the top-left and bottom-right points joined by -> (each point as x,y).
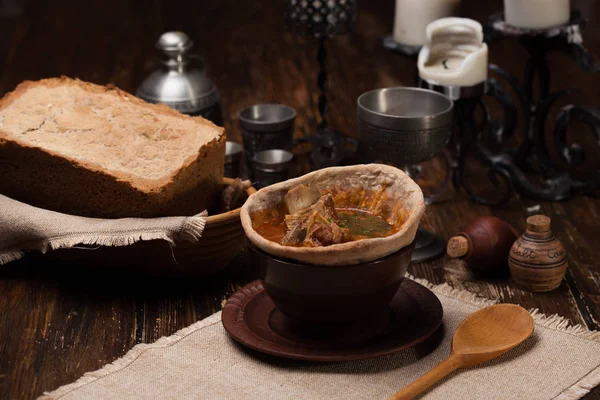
447,216 -> 518,273
508,215 -> 568,292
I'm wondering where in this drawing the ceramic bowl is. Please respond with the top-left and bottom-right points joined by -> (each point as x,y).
248,240 -> 415,323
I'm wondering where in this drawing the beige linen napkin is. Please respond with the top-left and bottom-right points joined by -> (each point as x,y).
41,277 -> 600,400
0,194 -> 207,265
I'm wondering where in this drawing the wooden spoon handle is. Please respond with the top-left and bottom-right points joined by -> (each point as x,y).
388,355 -> 462,400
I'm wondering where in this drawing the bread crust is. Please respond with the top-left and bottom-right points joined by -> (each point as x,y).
0,77 -> 225,218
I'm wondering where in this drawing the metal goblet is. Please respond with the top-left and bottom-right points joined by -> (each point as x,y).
357,87 -> 454,263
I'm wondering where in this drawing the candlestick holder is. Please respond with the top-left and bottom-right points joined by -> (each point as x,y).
415,17 -> 510,205
472,10 -> 600,202
285,0 -> 359,169
382,36 -> 421,57
419,10 -> 600,205
418,79 -> 514,206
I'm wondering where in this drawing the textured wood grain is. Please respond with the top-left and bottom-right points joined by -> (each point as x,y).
0,0 -> 599,399
390,304 -> 534,400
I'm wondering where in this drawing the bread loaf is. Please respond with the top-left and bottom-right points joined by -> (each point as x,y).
0,77 -> 225,218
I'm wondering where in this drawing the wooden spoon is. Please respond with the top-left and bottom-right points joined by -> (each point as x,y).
389,304 -> 534,400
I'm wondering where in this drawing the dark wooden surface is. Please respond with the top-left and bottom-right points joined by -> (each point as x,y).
0,0 -> 599,398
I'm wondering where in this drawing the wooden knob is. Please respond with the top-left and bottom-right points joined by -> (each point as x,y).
526,215 -> 551,233
447,235 -> 469,258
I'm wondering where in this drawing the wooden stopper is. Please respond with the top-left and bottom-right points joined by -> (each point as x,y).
526,215 -> 551,233
447,235 -> 469,258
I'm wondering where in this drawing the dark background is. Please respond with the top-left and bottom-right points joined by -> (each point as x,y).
1,0 -> 600,399
1,0 -> 599,141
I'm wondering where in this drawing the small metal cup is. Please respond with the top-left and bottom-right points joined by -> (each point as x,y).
356,87 -> 453,168
252,149 -> 294,188
224,141 -> 243,179
239,104 -> 296,162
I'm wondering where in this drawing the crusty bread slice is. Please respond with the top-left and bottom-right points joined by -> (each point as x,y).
0,77 -> 225,218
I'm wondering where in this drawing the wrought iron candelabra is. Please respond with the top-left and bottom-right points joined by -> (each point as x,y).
423,11 -> 600,205
476,11 -> 600,203
285,0 -> 359,168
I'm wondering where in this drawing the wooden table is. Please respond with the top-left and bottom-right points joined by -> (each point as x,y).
1,0 -> 599,398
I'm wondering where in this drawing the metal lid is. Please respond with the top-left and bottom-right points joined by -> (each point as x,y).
156,31 -> 193,57
137,31 -> 219,114
419,79 -> 487,101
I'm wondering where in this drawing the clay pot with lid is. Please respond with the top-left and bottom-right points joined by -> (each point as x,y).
508,215 -> 568,292
447,216 -> 518,275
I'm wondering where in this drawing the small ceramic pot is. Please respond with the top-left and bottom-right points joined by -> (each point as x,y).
508,215 -> 568,292
248,241 -> 414,323
447,216 -> 518,274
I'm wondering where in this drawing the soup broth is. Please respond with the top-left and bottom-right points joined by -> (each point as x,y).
253,213 -> 287,244
337,209 -> 397,240
252,206 -> 398,247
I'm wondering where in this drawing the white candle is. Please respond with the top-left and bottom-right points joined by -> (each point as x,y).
417,18 -> 488,87
504,0 -> 570,29
393,0 -> 461,47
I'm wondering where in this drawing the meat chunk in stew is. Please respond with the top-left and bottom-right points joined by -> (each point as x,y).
281,193 -> 351,247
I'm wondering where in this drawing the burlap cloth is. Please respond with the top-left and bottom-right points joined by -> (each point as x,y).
0,194 -> 207,265
41,277 -> 600,400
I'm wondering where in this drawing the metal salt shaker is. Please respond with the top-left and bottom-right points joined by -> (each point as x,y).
137,31 -> 223,125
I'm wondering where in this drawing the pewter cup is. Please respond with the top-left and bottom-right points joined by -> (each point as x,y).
239,104 -> 296,162
357,87 -> 454,265
224,141 -> 243,179
252,149 -> 294,188
356,87 -> 453,168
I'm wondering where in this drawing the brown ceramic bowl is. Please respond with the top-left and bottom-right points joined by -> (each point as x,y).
248,240 -> 415,323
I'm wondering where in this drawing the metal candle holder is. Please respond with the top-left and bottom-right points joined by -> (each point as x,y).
285,0 -> 359,169
474,11 -> 600,203
417,10 -> 600,205
357,87 -> 454,263
382,36 -> 421,57
417,79 -> 510,206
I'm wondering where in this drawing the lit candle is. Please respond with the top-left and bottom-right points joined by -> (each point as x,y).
393,0 -> 461,47
504,0 -> 570,29
417,18 -> 488,87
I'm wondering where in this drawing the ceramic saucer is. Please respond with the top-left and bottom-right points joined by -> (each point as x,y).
222,278 -> 443,362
